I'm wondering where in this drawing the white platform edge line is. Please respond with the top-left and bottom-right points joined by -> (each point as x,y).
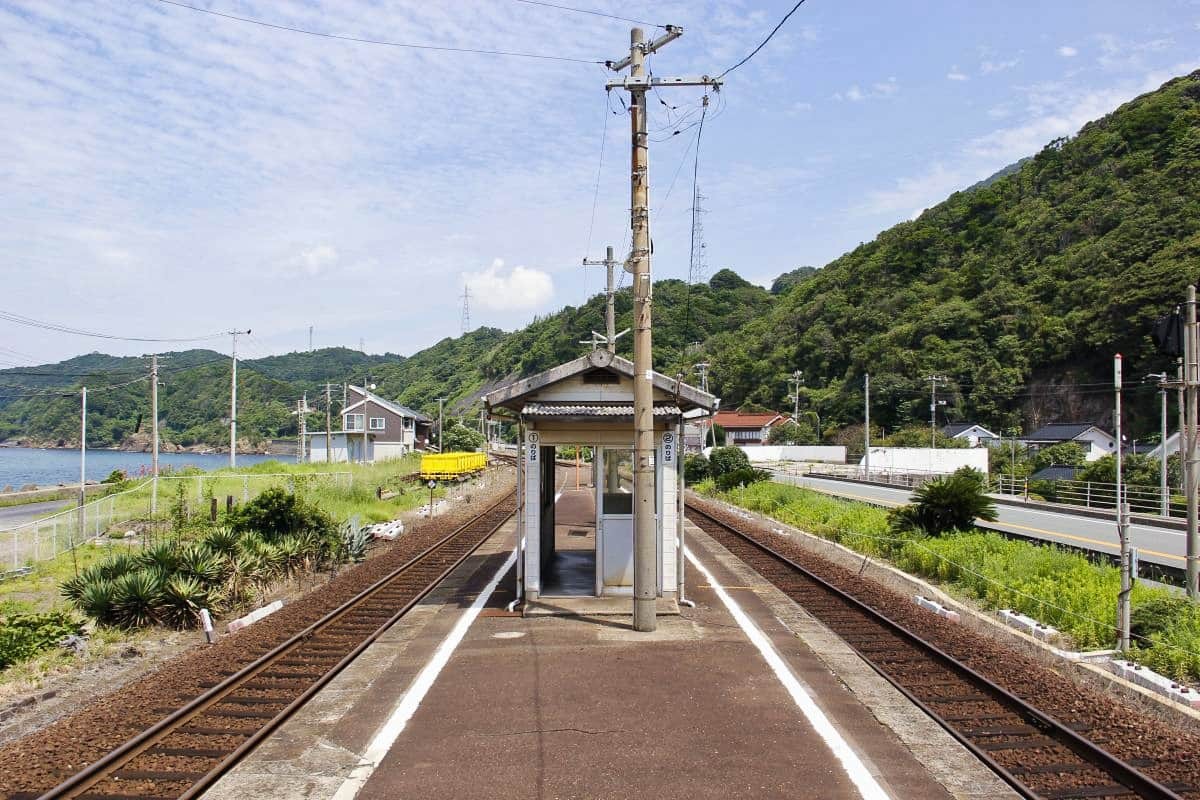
684,545 -> 893,800
330,548 -> 518,800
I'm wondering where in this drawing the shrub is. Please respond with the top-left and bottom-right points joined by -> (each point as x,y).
159,575 -> 215,628
176,544 -> 227,587
138,541 -> 180,574
112,569 -> 165,629
441,421 -> 485,452
715,467 -> 771,492
77,579 -> 118,625
683,454 -> 710,484
202,526 -> 241,558
102,469 -> 129,485
1131,595 -> 1191,640
227,488 -> 334,543
0,611 -> 83,669
891,474 -> 998,536
709,446 -> 750,479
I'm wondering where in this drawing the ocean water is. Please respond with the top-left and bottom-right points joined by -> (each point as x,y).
0,446 -> 279,489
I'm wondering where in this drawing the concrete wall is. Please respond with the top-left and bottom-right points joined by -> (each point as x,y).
726,445 -> 847,464
859,447 -> 989,474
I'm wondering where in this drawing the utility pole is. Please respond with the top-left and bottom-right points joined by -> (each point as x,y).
79,386 -> 87,541
928,375 -> 947,449
607,23 -> 720,632
583,245 -> 618,352
694,362 -> 712,449
325,383 -> 333,463
436,397 -> 447,452
228,329 -> 251,469
863,373 -> 871,479
1115,354 -> 1132,650
1179,358 -> 1186,493
309,325 -> 314,352
1189,285 -> 1200,599
296,393 -> 308,463
150,355 -> 160,517
1146,372 -> 1172,516
461,285 -> 472,334
788,370 -> 803,425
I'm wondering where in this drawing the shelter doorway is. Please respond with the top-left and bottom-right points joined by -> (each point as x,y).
538,446 -> 597,597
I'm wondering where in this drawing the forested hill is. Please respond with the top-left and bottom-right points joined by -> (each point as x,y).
4,68 -> 1200,449
707,69 -> 1200,435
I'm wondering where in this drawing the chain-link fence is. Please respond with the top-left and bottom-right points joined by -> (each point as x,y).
0,472 -> 352,573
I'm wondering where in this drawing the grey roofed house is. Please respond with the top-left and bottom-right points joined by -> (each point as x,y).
1021,422 -> 1116,462
1029,465 -> 1084,482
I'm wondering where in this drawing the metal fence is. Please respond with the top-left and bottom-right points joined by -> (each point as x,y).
994,475 -> 1177,518
0,472 -> 353,573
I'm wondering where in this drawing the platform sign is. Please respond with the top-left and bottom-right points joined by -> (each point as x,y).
662,432 -> 675,465
527,431 -> 539,464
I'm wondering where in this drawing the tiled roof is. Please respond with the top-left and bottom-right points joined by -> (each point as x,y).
712,410 -> 784,428
1025,423 -> 1105,441
522,402 -> 682,417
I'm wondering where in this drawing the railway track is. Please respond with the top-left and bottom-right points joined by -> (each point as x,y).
22,496 -> 515,800
686,500 -> 1192,800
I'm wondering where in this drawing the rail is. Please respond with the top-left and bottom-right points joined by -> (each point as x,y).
685,499 -> 1188,800
28,492 -> 515,800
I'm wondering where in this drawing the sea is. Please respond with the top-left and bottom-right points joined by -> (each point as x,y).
0,446 -> 280,490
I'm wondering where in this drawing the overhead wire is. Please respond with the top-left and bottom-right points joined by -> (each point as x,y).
149,0 -> 605,63
717,0 -> 811,79
0,309 -> 227,343
509,0 -> 664,27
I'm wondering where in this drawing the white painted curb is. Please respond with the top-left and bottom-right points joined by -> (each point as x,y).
227,600 -> 284,633
914,595 -> 960,623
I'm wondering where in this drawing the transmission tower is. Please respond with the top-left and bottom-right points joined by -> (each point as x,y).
461,285 -> 472,334
688,190 -> 710,287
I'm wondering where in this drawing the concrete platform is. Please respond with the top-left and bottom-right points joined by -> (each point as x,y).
204,517 -> 1017,800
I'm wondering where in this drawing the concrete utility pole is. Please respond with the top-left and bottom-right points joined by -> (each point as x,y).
607,23 -> 720,632
1146,372 -> 1172,516
78,386 -> 87,548
788,370 -> 803,425
362,383 -> 374,464
325,383 -> 333,464
150,355 -> 160,516
928,375 -> 947,450
1189,286 -> 1200,599
296,393 -> 308,463
583,245 -> 619,352
228,329 -> 250,468
309,325 -> 314,352
1115,354 -> 1132,650
694,362 -> 712,449
1179,358 -> 1186,493
436,397 -> 447,452
863,373 -> 871,479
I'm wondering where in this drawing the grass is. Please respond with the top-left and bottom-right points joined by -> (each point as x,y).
700,480 -> 1200,683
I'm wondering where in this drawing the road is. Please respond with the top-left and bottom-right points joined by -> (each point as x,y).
773,472 -> 1188,573
0,498 -> 69,529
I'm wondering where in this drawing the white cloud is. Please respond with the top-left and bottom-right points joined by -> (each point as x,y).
860,164 -> 971,219
292,244 -> 338,276
980,58 -> 1019,74
1058,45 -> 1078,57
873,77 -> 899,95
463,259 -> 554,312
834,79 -> 897,102
947,66 -> 969,81
789,101 -> 814,115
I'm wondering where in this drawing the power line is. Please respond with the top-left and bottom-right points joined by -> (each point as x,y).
0,309 -> 227,343
150,0 -> 604,64
510,0 -> 663,27
717,0 -> 811,79
583,95 -> 611,273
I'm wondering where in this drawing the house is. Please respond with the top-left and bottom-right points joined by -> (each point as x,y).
711,409 -> 791,446
1021,423 -> 1116,462
307,385 -> 433,463
940,423 -> 1000,447
1149,431 -> 1182,461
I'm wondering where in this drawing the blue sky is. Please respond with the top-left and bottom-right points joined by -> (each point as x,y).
0,0 -> 1197,365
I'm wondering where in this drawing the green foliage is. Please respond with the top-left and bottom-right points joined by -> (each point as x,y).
708,446 -> 750,479
714,467 -> 771,491
1077,453 -> 1160,487
880,424 -> 969,448
111,569 -> 165,629
102,469 -> 129,485
159,575 -> 215,629
767,420 -> 818,445
0,610 -> 83,669
1031,442 -> 1087,471
440,421 -> 485,452
770,266 -> 819,295
683,454 -> 710,484
891,474 -> 998,536
227,487 -> 334,542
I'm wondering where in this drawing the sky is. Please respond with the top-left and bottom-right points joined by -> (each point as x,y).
0,0 -> 1197,366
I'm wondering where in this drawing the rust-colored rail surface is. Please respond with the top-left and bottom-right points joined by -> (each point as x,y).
12,495 -> 514,800
687,499 -> 1197,800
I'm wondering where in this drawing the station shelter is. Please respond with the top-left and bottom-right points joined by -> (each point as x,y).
485,349 -> 718,608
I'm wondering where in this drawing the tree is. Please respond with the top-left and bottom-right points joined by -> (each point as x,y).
767,420 -> 817,445
1031,442 -> 1087,472
441,421 -> 485,452
683,454 -> 710,483
708,446 -> 750,479
891,474 -> 998,535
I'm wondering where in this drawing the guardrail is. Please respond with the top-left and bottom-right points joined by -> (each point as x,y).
994,475 -> 1179,519
0,472 -> 352,572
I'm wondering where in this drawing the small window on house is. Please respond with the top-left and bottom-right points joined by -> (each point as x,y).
403,418 -> 414,429
369,417 -> 385,430
345,413 -> 364,431
582,369 -> 619,384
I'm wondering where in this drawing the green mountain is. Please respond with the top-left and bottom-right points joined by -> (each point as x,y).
4,68 -> 1200,448
705,69 -> 1200,436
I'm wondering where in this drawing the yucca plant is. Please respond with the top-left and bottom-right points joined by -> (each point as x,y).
97,553 -> 140,582
60,567 -> 99,605
158,575 -> 213,628
226,551 -> 266,606
76,579 -> 118,625
890,474 -> 998,536
202,526 -> 241,559
137,541 -> 179,574
275,536 -> 305,578
342,522 -> 371,563
176,543 -> 227,587
112,569 -> 165,629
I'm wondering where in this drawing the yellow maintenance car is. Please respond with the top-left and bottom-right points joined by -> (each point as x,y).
419,451 -> 488,481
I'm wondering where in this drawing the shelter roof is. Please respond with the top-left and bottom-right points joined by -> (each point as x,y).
485,350 -> 717,414
522,402 -> 682,420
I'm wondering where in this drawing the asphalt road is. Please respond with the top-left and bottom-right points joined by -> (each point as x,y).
0,498 -> 69,529
773,472 -> 1189,573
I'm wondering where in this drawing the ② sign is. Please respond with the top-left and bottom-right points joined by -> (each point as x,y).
662,432 -> 675,465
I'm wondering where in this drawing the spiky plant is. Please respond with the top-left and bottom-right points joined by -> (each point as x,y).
275,536 -> 305,578
97,553 -> 140,582
61,567 -> 100,604
891,474 -> 998,536
112,569 -> 165,629
137,541 -> 179,574
158,575 -> 212,629
76,579 -> 118,625
342,523 -> 371,563
226,551 -> 266,606
202,526 -> 241,559
176,543 -> 226,587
